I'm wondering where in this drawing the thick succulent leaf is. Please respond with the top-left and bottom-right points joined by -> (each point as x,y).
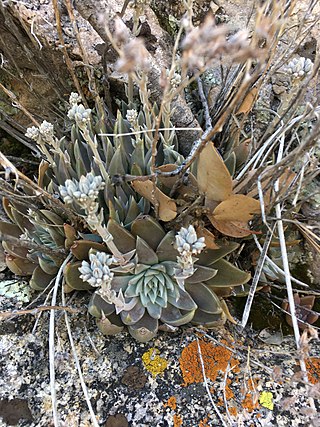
70,240 -> 108,260
191,309 -> 226,327
111,275 -> 131,291
11,208 -> 33,233
108,146 -> 126,176
206,259 -> 251,288
107,219 -> 136,253
124,197 -> 141,225
121,299 -> 145,325
185,265 -> 217,284
46,226 -> 65,248
146,302 -> 162,319
88,292 -> 115,318
5,254 -> 36,276
0,221 -> 23,238
30,266 -> 55,290
131,215 -> 166,251
212,195 -> 261,222
97,317 -> 124,336
234,140 -> 250,169
130,138 -> 145,172
197,242 -> 240,266
185,282 -> 223,314
197,142 -> 232,202
160,305 -> 195,326
64,261 -> 95,291
159,261 -> 177,276
127,313 -> 158,342
40,210 -> 64,226
131,179 -> 177,222
38,257 -> 59,275
135,236 -> 158,265
208,215 -> 255,238
156,231 -> 178,262
2,240 -> 30,260
168,288 -> 197,311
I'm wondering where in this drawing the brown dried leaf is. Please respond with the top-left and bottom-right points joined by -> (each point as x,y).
236,87 -> 258,115
196,226 -> 219,249
197,142 -> 232,202
212,194 -> 261,222
131,179 -> 177,221
208,215 -> 256,238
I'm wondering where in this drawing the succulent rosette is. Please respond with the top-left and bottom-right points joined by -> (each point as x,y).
68,216 -> 251,342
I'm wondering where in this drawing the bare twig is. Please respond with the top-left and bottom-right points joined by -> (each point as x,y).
62,283 -> 100,427
49,253 -> 72,426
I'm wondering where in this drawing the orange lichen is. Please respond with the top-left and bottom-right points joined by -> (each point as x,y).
305,357 -> 320,384
199,416 -> 210,426
173,414 -> 183,427
229,406 -> 238,417
179,339 -> 239,387
164,396 -> 177,411
241,392 -> 259,413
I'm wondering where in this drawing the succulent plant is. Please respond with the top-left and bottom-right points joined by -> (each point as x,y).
67,217 -> 251,342
0,92 -> 257,342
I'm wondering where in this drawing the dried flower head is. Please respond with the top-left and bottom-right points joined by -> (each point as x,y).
182,15 -> 258,70
116,38 -> 150,73
114,16 -> 130,45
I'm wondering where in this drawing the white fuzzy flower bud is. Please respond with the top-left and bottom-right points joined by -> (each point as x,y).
25,126 -> 40,141
79,252 -> 114,288
68,104 -> 91,127
39,120 -> 54,140
69,92 -> 82,105
126,109 -> 138,124
287,57 -> 313,80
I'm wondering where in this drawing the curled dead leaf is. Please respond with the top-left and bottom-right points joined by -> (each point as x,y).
197,142 -> 232,202
131,179 -> 177,221
212,194 -> 261,222
208,215 -> 257,238
196,226 -> 220,249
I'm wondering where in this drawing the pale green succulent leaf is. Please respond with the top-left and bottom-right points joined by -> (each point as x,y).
191,309 -> 226,327
131,215 -> 166,251
146,302 -> 162,319
64,260 -> 94,291
38,256 -> 59,275
30,266 -> 55,290
88,293 -> 115,318
167,288 -> 197,311
206,258 -> 251,287
197,242 -> 240,266
120,299 -> 145,325
127,314 -> 158,342
160,305 -> 195,326
135,236 -> 159,265
107,219 -> 136,253
186,282 -> 222,314
156,231 -> 178,262
185,265 -> 218,284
